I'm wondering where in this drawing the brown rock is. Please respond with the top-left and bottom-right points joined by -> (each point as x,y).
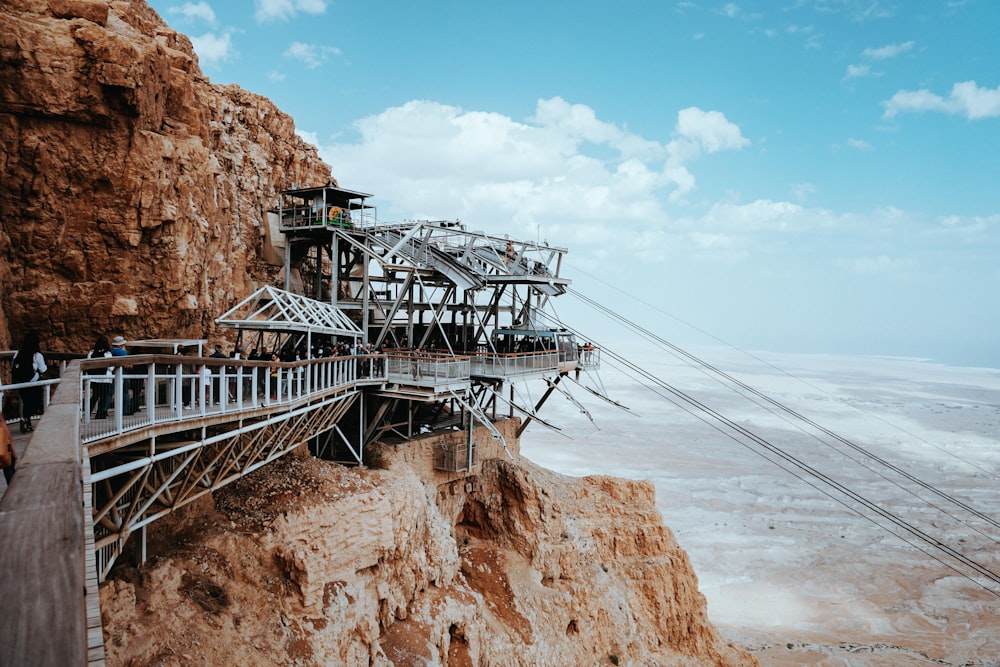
101,428 -> 758,667
0,0 -> 331,350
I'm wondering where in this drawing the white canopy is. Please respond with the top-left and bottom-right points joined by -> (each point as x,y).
215,286 -> 362,338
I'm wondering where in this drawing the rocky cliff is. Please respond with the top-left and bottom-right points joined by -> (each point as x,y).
5,3 -> 757,665
0,0 -> 331,352
101,422 -> 757,666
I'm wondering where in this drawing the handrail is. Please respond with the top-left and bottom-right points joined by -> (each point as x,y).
78,354 -> 389,446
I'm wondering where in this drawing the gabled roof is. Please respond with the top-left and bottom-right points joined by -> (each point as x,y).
215,286 -> 362,337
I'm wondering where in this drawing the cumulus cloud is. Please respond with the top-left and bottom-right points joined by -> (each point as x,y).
255,0 -> 327,23
862,40 -> 914,60
315,98 -> 748,240
169,1 -> 216,24
190,30 -> 236,68
283,42 -> 341,68
883,81 -> 1000,119
668,107 -> 750,167
847,138 -> 872,150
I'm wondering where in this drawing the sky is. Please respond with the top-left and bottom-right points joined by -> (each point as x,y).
145,0 -> 1000,368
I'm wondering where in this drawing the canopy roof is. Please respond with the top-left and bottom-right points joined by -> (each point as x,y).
280,185 -> 374,209
215,286 -> 362,338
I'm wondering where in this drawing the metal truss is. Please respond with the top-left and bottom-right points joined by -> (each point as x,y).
90,391 -> 359,580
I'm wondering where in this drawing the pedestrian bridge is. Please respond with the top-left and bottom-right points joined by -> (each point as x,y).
0,347 -> 584,666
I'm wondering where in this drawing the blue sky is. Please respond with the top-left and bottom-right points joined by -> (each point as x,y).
146,0 -> 1000,367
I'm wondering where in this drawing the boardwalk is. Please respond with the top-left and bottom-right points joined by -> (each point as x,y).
0,345 -> 580,666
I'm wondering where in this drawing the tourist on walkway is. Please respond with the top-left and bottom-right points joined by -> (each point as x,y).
13,331 -> 47,433
180,345 -> 196,408
110,335 -> 136,415
86,335 -> 113,419
210,344 -> 227,404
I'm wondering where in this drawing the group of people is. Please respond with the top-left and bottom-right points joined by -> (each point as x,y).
84,334 -> 131,419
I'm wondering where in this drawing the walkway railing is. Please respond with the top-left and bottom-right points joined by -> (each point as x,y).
1,352 -> 79,425
79,354 -> 387,446
383,352 -> 471,392
469,350 -> 561,378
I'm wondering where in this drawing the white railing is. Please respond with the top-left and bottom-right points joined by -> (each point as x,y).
469,351 -> 561,378
0,378 -> 61,425
79,354 -> 387,444
384,353 -> 471,388
578,346 -> 601,369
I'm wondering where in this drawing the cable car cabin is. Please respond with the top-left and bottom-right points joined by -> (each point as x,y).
490,329 -> 579,373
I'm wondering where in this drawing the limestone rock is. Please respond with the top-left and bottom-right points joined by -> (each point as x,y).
0,0 -> 331,351
100,428 -> 757,667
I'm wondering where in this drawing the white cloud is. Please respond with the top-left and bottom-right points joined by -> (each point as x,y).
883,81 -> 1000,119
700,199 -> 810,233
255,0 -> 327,23
670,107 -> 750,157
847,138 -> 872,150
862,40 -> 914,60
296,129 -> 319,146
169,1 -> 216,24
190,30 -> 235,68
791,182 -> 817,202
843,64 -> 873,80
267,70 -> 287,82
313,99 -> 748,239
718,3 -> 740,18
283,42 -> 341,69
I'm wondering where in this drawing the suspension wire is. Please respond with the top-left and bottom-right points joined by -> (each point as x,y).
565,288 -> 1000,543
530,309 -> 1000,597
564,260 -> 996,478
596,352 -> 1000,599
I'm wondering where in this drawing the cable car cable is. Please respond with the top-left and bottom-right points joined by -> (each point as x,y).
566,287 -> 1000,540
531,309 -> 1000,596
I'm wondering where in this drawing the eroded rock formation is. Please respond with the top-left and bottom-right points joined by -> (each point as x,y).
101,423 -> 757,666
0,0 -> 330,351
5,3 -> 757,664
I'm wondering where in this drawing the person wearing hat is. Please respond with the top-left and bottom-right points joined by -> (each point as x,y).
109,336 -> 135,414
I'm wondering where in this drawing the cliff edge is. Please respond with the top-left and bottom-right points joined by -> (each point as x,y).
101,422 -> 757,666
0,0 -> 330,350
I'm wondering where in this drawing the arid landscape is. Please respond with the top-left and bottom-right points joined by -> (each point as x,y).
523,344 -> 1000,666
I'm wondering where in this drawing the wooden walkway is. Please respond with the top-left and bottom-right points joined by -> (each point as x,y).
0,364 -> 103,666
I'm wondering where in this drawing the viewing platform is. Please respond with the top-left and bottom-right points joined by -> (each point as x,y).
0,181 -> 618,666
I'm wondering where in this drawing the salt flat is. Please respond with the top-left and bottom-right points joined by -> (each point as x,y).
520,345 -> 1000,666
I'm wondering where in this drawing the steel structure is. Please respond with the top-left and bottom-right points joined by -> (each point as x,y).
275,185 -> 593,452
77,184 -> 607,580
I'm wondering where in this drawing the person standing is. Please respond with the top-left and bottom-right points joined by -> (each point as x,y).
109,335 -> 133,415
86,335 -> 113,419
12,331 -> 47,433
209,344 -> 227,404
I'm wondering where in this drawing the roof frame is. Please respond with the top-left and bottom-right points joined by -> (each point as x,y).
215,285 -> 362,338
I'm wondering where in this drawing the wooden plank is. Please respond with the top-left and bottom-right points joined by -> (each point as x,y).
0,461 -> 87,666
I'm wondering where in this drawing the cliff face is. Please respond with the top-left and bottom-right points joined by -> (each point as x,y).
0,0 -> 331,351
100,423 -> 757,666
6,4 -> 756,664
